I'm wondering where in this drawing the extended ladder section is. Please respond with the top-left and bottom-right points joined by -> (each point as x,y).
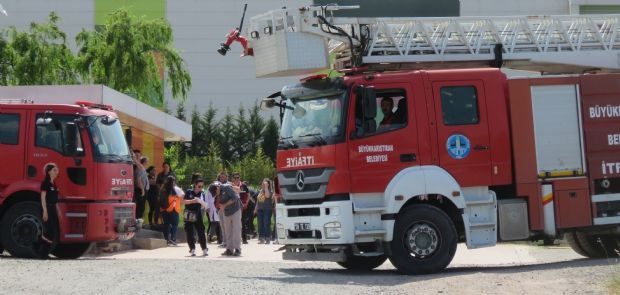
247,6 -> 620,77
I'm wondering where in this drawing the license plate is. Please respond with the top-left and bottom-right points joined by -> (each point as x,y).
294,223 -> 311,231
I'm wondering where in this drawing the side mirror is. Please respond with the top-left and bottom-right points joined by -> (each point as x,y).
357,85 -> 377,119
63,122 -> 81,156
260,98 -> 276,110
101,115 -> 117,125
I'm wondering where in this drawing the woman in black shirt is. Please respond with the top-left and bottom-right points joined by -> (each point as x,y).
37,163 -> 60,257
183,178 -> 208,256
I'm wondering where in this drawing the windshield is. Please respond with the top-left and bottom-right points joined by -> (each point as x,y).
87,116 -> 131,163
279,92 -> 347,149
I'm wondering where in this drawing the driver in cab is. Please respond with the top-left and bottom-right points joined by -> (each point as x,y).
378,97 -> 395,131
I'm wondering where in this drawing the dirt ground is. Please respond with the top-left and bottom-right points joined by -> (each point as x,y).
0,241 -> 618,294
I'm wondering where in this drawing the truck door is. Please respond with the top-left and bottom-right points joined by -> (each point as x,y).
0,110 -> 27,191
28,113 -> 88,198
348,82 -> 419,193
431,80 -> 492,186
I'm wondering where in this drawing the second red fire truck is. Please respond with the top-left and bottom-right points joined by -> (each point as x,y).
223,5 -> 620,274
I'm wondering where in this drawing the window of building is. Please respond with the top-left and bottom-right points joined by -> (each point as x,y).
0,114 -> 20,145
441,86 -> 479,125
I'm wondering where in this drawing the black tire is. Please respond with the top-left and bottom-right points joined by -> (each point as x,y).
51,242 -> 93,259
0,202 -> 44,258
389,204 -> 457,275
565,231 -> 589,257
337,255 -> 388,271
575,232 -> 620,258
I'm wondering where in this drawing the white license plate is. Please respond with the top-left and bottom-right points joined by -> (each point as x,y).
294,223 -> 311,231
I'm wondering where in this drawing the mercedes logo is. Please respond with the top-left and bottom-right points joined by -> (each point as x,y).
120,169 -> 127,176
296,170 -> 305,191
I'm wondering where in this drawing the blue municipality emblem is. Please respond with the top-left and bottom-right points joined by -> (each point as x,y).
446,134 -> 471,159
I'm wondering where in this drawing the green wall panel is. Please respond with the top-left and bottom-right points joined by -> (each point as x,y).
580,5 -> 620,14
95,0 -> 166,25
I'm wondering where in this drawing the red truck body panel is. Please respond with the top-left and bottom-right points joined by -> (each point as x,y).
0,102 -> 135,245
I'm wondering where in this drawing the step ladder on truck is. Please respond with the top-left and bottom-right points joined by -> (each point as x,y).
220,5 -> 620,274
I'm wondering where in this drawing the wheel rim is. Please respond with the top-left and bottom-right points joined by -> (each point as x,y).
405,222 -> 440,258
11,214 -> 42,248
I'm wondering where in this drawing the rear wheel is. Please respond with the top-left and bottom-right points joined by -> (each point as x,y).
337,255 -> 387,271
51,242 -> 93,259
389,204 -> 457,275
565,231 -> 588,257
568,231 -> 620,258
0,202 -> 43,258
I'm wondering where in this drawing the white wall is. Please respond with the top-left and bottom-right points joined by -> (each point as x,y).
0,0 -> 93,49
166,0 -> 311,118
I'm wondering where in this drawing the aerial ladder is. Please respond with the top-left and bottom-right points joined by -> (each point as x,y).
222,5 -> 620,77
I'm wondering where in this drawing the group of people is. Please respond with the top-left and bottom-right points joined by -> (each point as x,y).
131,150 -> 279,257
33,149 -> 279,259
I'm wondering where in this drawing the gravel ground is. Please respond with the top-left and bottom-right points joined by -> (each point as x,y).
0,241 -> 618,294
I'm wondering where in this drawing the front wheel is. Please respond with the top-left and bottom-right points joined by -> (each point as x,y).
389,204 -> 457,275
0,201 -> 44,258
337,255 -> 387,271
51,242 -> 94,259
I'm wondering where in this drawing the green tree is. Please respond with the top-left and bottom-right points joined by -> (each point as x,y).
262,116 -> 279,162
247,103 -> 266,155
164,142 -> 187,184
230,148 -> 275,187
75,9 -> 191,107
219,110 -> 236,164
232,104 -> 250,159
192,103 -> 220,157
175,101 -> 186,122
5,12 -> 78,85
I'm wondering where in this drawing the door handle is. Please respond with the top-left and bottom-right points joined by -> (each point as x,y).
474,145 -> 489,151
27,165 -> 37,178
400,153 -> 416,162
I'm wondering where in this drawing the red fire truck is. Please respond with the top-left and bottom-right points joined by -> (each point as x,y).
229,6 -> 620,274
0,100 -> 136,258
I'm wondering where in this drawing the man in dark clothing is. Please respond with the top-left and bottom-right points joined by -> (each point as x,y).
231,172 -> 251,244
379,97 -> 395,127
219,184 -> 242,256
184,178 -> 208,256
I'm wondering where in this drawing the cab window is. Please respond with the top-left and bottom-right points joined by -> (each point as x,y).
441,86 -> 479,125
0,114 -> 20,145
355,89 -> 407,136
35,115 -> 84,156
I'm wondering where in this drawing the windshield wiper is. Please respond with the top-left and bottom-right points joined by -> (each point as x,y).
299,133 -> 327,146
278,136 -> 298,149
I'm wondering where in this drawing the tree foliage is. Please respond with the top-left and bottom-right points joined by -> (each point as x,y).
2,12 -> 78,85
75,9 -> 191,106
170,102 -> 280,188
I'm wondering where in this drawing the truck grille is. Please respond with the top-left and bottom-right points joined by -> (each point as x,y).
277,168 -> 334,201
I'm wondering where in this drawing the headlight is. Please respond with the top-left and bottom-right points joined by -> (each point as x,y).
276,223 -> 286,240
324,222 -> 341,239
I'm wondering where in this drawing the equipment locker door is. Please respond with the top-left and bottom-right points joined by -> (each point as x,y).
432,80 -> 492,186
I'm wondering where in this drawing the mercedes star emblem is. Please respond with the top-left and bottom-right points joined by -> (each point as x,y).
296,170 -> 305,191
120,169 -> 127,176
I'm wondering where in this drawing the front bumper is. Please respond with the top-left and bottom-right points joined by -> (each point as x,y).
58,202 -> 136,243
275,200 -> 354,245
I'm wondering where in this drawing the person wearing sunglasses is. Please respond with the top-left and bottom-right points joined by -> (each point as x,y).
183,177 -> 208,256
